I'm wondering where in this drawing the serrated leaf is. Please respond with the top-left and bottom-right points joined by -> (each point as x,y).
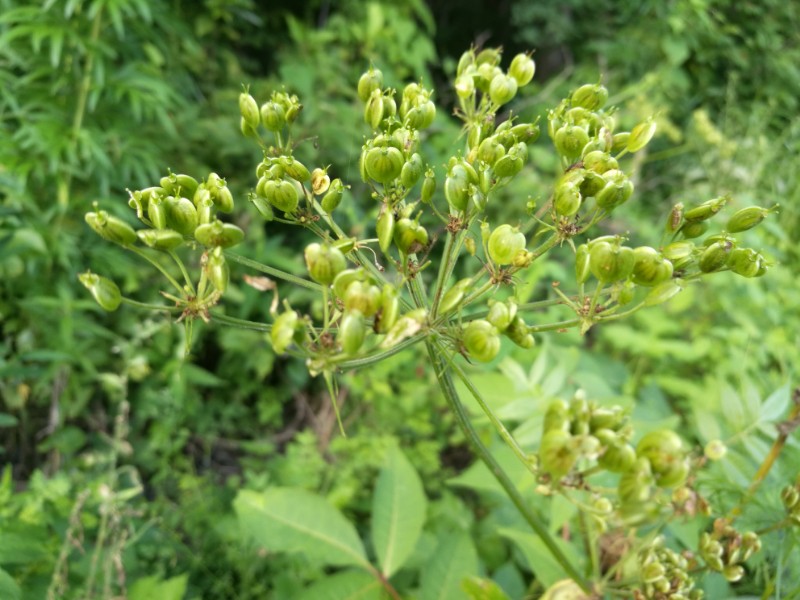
498,528 -> 582,588
234,488 -> 369,569
299,570 -> 385,600
371,445 -> 427,577
419,533 -> 478,600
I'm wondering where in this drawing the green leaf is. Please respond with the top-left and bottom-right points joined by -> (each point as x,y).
234,488 -> 369,569
461,576 -> 511,600
419,532 -> 479,600
0,568 -> 20,600
498,528 -> 582,588
0,414 -> 18,428
299,570 -> 385,600
128,574 -> 187,600
371,445 -> 427,577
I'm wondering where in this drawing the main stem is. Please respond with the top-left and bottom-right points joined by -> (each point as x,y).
425,340 -> 589,591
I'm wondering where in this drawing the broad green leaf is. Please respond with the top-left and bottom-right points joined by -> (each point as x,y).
299,570 -> 385,600
371,445 -> 427,577
419,532 -> 478,600
128,574 -> 187,600
0,568 -> 20,600
0,414 -> 18,428
498,528 -> 582,588
234,488 -> 369,568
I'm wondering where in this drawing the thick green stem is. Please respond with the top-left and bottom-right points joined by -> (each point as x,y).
425,341 -> 589,591
439,345 -> 535,475
431,230 -> 466,318
225,251 -> 322,292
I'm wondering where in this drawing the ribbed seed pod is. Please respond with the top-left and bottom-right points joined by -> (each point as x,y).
463,319 -> 501,363
304,243 -> 347,285
137,228 -> 183,251
488,224 -> 526,265
78,272 -> 121,311
339,310 -> 366,355
194,220 -> 245,248
85,211 -> 138,246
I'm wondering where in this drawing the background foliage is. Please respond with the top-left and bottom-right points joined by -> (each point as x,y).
1,0 -> 798,598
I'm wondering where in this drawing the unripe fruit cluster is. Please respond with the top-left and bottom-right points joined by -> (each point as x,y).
637,536 -> 702,599
698,518 -> 761,582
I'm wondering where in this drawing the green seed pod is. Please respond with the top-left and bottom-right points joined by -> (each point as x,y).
271,310 -> 302,354
439,278 -> 471,315
723,565 -> 745,583
339,310 -> 366,355
590,407 -> 626,433
205,247 -> 229,293
463,319 -> 500,363
699,240 -> 733,273
489,74 -> 518,106
173,174 -> 199,198
454,74 -> 475,98
589,242 -> 635,283
684,196 -> 728,222
421,169 -> 436,203
376,285 -> 399,333
554,181 -> 582,216
508,53 -> 535,86
364,89 -> 385,129
610,132 -> 630,154
476,47 -> 501,67
393,218 -> 428,254
539,430 -> 578,479
377,208 -> 395,253
595,178 -> 634,210
478,137 -> 505,166
644,279 -> 683,306
662,241 -> 695,269
618,457 -> 654,506
578,171 -> 605,198
574,244 -> 591,284
137,228 -> 183,251
539,579 -> 587,600
655,460 -> 689,488
147,194 -> 168,230
505,315 -> 534,349
582,150 -> 618,174
250,195 -> 274,221
665,202 -> 684,234
194,220 -> 245,248
727,206 -> 772,233
704,439 -> 728,461
321,178 -> 345,212
194,187 -> 214,225
680,220 -> 709,239
631,246 -> 674,287
488,224 -> 526,265
165,197 -> 198,236
365,146 -> 404,184
627,118 -> 657,152
85,211 -> 138,246
599,440 -> 637,473
571,83 -> 608,110
280,157 -> 311,183
78,271 -> 121,311
358,67 -> 383,102
344,281 -> 381,317
555,125 -> 590,159
400,153 -> 424,188
215,186 -> 234,213
780,485 -> 800,510
486,301 -> 512,332
510,122 -> 540,144
260,101 -> 285,132
445,169 -> 471,212
456,49 -> 475,77
641,561 -> 666,584
636,430 -> 685,486
543,400 -> 571,434
492,153 -> 524,179
239,92 -> 260,130
304,243 -> 347,285
264,180 -> 299,213
728,248 -> 763,278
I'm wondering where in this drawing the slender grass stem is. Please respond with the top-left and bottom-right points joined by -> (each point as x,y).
225,251 -> 322,292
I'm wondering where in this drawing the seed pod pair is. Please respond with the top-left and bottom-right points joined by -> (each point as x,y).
393,218 -> 428,254
582,150 -> 618,174
304,243 -> 347,285
727,205 -> 778,232
488,73 -> 518,106
262,179 -> 299,213
260,101 -> 286,131
508,53 -> 535,86
78,271 -> 121,311
161,173 -> 199,199
539,430 -> 579,479
729,248 -> 767,278
684,196 -> 728,222
486,300 -> 517,332
365,146 -> 404,184
137,228 -> 183,251
699,240 -> 734,273
85,210 -> 138,246
445,163 -> 474,212
338,310 -> 365,355
439,278 -> 471,315
505,315 -> 534,348
463,319 -> 500,363
488,224 -> 526,266
204,247 -> 229,293
344,281 -> 381,317
271,310 -> 304,354
375,285 -> 399,333
239,91 -> 260,131
589,241 -> 634,283
627,117 -> 657,152
357,67 -> 383,102
636,430 -> 688,488
321,178 -> 345,212
631,247 -> 674,286
595,175 -> 634,210
571,83 -> 608,111
195,219 -> 245,249
554,125 -> 590,160
554,180 -> 582,216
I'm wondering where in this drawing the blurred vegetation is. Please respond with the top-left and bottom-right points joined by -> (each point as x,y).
0,0 -> 797,598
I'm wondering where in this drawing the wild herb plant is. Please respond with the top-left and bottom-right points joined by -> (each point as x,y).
81,46 -> 792,598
